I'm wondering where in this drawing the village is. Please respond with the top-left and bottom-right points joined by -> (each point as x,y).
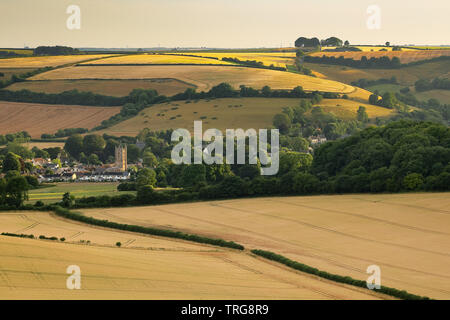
33,145 -> 131,183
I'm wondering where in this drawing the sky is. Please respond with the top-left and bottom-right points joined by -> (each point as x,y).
0,0 -> 449,48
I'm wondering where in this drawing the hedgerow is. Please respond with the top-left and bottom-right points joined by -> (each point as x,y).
1,232 -> 35,239
52,206 -> 244,250
251,249 -> 430,300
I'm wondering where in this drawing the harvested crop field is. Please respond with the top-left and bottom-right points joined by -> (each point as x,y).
80,54 -> 235,65
309,50 -> 450,63
0,101 -> 120,138
6,79 -> 195,97
0,67 -> 37,80
22,141 -> 65,150
314,99 -> 393,119
30,65 -> 357,94
0,211 -> 383,299
97,97 -> 391,136
0,55 -> 117,68
83,193 -> 450,299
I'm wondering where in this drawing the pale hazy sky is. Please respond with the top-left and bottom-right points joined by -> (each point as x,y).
1,0 -> 449,48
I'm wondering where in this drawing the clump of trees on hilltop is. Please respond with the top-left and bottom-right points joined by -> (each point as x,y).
33,46 -> 80,56
295,36 -> 345,48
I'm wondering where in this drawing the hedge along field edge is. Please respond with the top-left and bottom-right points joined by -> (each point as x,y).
0,205 -> 433,299
52,205 -> 244,250
251,249 -> 431,300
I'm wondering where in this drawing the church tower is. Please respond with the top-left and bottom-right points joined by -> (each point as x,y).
115,144 -> 127,171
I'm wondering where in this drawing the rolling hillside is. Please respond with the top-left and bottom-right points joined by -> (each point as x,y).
97,98 -> 393,137
0,54 -> 117,68
30,65 -> 359,94
0,211 -> 383,299
82,193 -> 450,299
0,101 -> 120,138
304,59 -> 450,86
309,50 -> 450,63
6,79 -> 195,97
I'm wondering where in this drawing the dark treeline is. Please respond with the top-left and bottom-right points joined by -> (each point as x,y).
0,51 -> 28,58
221,57 -> 286,71
172,83 -> 339,100
304,54 -> 402,68
41,128 -> 88,139
0,89 -> 127,106
0,131 -> 31,145
251,249 -> 429,300
415,77 -> 450,92
322,47 -> 362,52
0,67 -> 53,89
33,46 -> 81,56
305,54 -> 450,69
351,76 -> 398,88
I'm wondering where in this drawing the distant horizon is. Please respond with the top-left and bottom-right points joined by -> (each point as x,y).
4,44 -> 450,51
1,0 -> 449,49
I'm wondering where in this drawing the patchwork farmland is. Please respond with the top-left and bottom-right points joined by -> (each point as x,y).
82,193 -> 450,300
0,54 -> 117,68
309,50 -> 450,64
304,59 -> 450,85
97,97 -> 393,137
6,79 -> 196,97
0,211 -> 384,300
0,101 -> 120,138
79,54 -> 236,65
30,65 -> 359,94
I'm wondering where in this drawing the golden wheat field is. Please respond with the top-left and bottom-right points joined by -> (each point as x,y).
83,193 -> 450,300
80,54 -> 235,65
313,99 -> 393,119
166,52 -> 297,68
0,49 -> 34,55
309,50 -> 450,64
30,65 -> 357,94
0,101 -> 120,138
0,211 -> 384,300
21,141 -> 66,150
97,97 -> 392,137
6,79 -> 195,97
0,55 -> 117,68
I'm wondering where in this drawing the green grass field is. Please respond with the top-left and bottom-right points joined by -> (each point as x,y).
27,182 -> 134,204
413,89 -> 450,104
97,97 -> 394,137
365,83 -> 404,94
304,60 -> 450,86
